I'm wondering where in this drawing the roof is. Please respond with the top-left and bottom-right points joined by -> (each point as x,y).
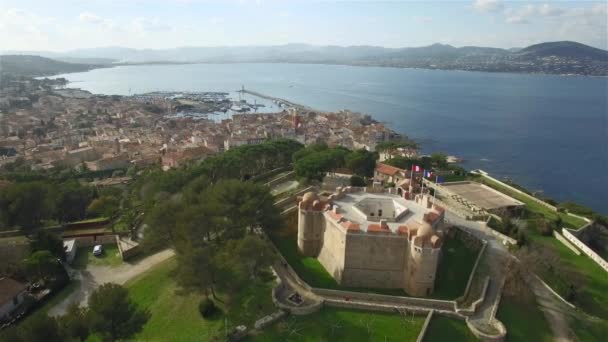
0,277 -> 27,304
375,163 -> 404,176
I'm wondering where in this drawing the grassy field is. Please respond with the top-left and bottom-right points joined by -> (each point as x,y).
125,257 -> 277,341
570,314 -> 608,342
247,307 -> 425,342
72,244 -> 123,269
496,296 -> 553,342
271,213 -> 477,299
423,315 -> 477,342
524,220 -> 608,319
432,237 -> 478,299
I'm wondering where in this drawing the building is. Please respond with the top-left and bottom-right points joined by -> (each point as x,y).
374,163 -> 408,185
296,187 -> 445,296
0,277 -> 27,321
63,239 -> 77,264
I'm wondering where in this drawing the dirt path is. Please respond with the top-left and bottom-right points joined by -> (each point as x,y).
48,249 -> 175,316
528,275 -> 575,342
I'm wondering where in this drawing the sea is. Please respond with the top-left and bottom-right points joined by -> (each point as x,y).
52,63 -> 608,214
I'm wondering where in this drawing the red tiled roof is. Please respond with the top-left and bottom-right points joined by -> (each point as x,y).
375,163 -> 404,176
367,223 -> 390,233
424,212 -> 441,225
341,221 -> 360,231
397,225 -> 409,235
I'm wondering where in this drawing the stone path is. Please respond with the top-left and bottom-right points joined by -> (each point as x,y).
48,249 -> 175,316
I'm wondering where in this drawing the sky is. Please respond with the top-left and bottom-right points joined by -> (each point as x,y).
0,0 -> 606,52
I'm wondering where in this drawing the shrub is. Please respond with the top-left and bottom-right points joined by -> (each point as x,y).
537,219 -> 554,236
349,175 -> 366,187
198,298 -> 216,318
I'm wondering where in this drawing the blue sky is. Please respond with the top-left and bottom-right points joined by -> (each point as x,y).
1,0 -> 606,51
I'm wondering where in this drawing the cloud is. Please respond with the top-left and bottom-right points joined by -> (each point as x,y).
79,12 -> 103,24
505,16 -> 529,25
131,18 -> 172,34
473,0 -> 504,13
413,16 -> 432,24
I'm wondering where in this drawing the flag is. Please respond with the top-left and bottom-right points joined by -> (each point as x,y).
413,165 -> 422,172
424,170 -> 433,178
436,176 -> 444,184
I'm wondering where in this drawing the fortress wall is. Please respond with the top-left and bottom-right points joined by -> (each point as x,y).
297,210 -> 325,256
340,232 -> 407,288
407,247 -> 441,297
317,219 -> 347,282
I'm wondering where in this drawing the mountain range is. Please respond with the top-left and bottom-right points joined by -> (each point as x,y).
2,41 -> 607,76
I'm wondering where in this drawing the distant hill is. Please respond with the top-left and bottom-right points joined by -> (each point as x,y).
4,41 -> 607,76
0,55 -> 102,77
516,41 -> 608,60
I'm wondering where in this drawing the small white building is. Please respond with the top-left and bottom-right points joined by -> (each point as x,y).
0,277 -> 27,321
63,239 -> 77,264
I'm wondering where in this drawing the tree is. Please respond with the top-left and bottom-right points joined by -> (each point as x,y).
345,149 -> 376,177
430,152 -> 448,169
88,283 -> 149,342
0,181 -> 55,231
12,314 -> 63,342
59,303 -> 90,342
54,180 -> 94,222
30,230 -> 66,260
23,250 -> 59,282
86,196 -> 119,218
350,175 -> 366,187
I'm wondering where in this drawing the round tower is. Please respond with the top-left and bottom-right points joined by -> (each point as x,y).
297,192 -> 326,257
405,222 -> 442,297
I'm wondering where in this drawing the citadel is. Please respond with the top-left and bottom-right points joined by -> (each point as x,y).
297,187 -> 445,297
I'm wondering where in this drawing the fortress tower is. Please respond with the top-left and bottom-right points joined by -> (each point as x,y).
405,220 -> 442,296
297,192 -> 328,257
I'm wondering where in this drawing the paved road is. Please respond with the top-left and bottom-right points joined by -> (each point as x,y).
48,249 -> 175,316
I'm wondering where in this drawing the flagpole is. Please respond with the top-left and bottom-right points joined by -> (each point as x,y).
433,175 -> 438,206
421,169 -> 425,196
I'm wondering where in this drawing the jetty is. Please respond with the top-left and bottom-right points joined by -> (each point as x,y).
238,87 -> 314,111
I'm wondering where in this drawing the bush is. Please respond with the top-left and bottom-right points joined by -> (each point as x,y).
349,175 -> 366,187
198,298 -> 216,318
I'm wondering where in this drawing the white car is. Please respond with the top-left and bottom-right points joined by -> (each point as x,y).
93,245 -> 103,257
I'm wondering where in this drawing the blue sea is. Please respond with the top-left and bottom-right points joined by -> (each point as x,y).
53,63 -> 608,214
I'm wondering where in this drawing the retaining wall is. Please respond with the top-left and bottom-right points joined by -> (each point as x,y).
416,310 -> 434,342
67,234 -> 116,247
563,227 -> 608,272
265,171 -> 295,188
311,288 -> 456,311
553,230 -> 581,256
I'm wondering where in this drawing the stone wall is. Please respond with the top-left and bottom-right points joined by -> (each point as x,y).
316,218 -> 346,281
563,227 -> 608,272
553,230 -> 581,256
67,234 -> 116,247
311,287 -> 456,311
341,230 -> 407,289
264,171 -> 295,188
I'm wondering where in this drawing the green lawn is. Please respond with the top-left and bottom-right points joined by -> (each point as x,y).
432,238 -> 479,299
72,244 -> 123,269
125,257 -> 277,341
423,315 -> 477,342
496,296 -> 552,342
247,307 -> 425,342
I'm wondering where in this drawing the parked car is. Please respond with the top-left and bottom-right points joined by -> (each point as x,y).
93,245 -> 103,257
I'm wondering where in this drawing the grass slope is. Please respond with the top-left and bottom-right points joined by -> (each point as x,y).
432,238 -> 478,299
247,307 -> 424,342
497,297 -> 552,342
423,315 -> 477,342
125,257 -> 276,341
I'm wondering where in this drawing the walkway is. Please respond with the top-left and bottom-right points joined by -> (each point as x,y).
48,249 -> 175,316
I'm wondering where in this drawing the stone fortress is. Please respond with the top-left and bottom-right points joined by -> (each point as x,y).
297,187 -> 446,297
